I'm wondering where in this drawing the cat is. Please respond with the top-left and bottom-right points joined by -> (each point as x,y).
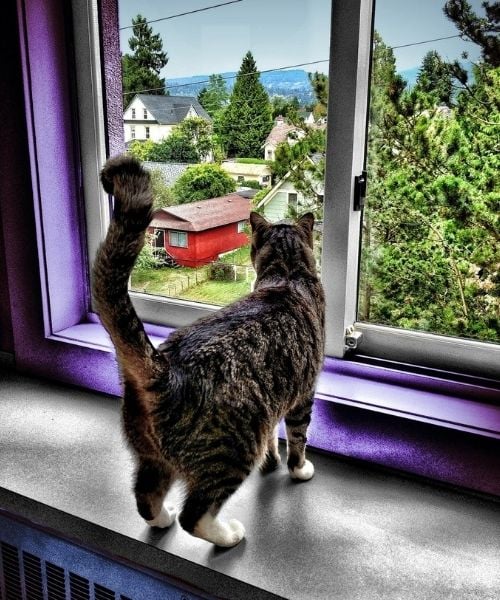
93,155 -> 325,547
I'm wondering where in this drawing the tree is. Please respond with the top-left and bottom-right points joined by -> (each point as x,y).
122,15 -> 168,103
128,117 -> 213,164
308,71 -> 328,118
171,164 -> 236,203
444,0 -> 500,67
358,20 -> 499,341
222,51 -> 273,157
415,50 -> 453,105
270,96 -> 301,121
197,74 -> 229,117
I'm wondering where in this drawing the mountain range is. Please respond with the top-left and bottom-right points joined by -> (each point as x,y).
166,67 -> 421,104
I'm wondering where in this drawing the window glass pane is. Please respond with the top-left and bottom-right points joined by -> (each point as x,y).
359,0 -> 499,343
118,0 -> 329,306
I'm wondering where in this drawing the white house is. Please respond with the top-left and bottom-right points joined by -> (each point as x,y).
123,94 -> 211,143
221,161 -> 272,188
256,155 -> 324,222
262,115 -> 304,161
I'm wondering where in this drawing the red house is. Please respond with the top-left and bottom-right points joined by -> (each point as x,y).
149,194 -> 250,267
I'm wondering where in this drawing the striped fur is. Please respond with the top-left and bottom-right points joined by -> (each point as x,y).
93,156 -> 325,547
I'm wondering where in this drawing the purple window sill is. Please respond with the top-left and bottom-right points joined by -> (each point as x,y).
50,315 -> 500,441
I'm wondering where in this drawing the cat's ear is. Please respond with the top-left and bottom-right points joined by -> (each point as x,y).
250,211 -> 270,233
297,212 -> 314,248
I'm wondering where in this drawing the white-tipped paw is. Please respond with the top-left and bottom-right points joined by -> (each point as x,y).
193,514 -> 245,547
289,459 -> 315,481
146,505 -> 176,528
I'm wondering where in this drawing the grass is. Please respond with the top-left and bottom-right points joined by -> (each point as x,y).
219,245 -> 252,266
130,262 -> 253,306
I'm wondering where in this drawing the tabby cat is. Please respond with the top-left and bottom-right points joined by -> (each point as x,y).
93,156 -> 325,547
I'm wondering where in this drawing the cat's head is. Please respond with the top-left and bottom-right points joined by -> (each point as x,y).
249,212 -> 317,279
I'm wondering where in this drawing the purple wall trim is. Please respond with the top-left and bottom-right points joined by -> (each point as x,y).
99,0 -> 124,157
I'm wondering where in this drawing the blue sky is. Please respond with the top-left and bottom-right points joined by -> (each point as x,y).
118,0 -> 483,79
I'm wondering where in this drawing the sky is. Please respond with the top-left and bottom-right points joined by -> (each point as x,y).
118,0 -> 484,80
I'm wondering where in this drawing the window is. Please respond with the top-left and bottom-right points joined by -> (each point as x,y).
143,108 -> 148,119
154,229 -> 165,248
131,108 -> 136,119
145,126 -> 150,139
130,126 -> 135,139
237,221 -> 246,233
169,230 -> 188,248
288,193 -> 298,213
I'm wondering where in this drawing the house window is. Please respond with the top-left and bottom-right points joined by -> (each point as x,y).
154,229 -> 165,248
130,126 -> 135,140
76,0 -> 498,378
143,108 -> 148,119
288,193 -> 298,213
169,230 -> 188,248
131,108 -> 136,119
145,126 -> 150,139
237,175 -> 244,183
237,221 -> 246,233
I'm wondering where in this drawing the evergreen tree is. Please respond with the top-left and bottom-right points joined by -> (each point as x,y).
308,71 -> 328,118
222,52 -> 273,157
122,15 -> 168,103
197,74 -> 229,117
444,0 -> 500,67
415,50 -> 453,105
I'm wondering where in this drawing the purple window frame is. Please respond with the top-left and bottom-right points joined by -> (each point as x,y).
1,0 -> 499,496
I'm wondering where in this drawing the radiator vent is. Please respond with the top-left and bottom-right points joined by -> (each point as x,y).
0,542 -> 136,600
23,552 -> 43,600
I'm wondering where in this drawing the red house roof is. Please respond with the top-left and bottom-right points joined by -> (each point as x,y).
150,194 -> 250,232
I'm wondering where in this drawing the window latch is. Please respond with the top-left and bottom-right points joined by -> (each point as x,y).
354,170 -> 367,211
344,325 -> 363,350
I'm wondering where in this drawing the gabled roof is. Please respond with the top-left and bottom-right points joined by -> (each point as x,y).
127,94 -> 211,124
263,117 -> 302,148
150,194 -> 250,232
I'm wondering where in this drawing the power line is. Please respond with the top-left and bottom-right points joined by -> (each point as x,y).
123,59 -> 330,97
119,0 -> 245,31
122,33 -> 469,98
390,34 -> 462,50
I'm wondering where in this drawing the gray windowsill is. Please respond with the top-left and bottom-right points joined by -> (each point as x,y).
0,369 -> 499,599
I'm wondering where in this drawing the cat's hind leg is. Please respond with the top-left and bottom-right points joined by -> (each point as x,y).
134,457 -> 176,528
285,396 -> 315,481
179,461 -> 251,547
259,425 -> 281,474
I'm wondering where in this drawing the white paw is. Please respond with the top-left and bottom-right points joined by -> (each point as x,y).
193,514 -> 245,547
289,459 -> 315,481
146,505 -> 176,528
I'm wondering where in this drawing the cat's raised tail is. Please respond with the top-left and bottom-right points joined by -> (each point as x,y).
93,155 -> 163,380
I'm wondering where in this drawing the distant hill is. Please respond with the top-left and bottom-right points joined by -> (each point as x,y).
166,65 -> 466,104
167,69 -> 315,104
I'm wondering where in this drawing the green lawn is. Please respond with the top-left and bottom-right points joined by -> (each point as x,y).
219,244 -> 252,266
130,264 -> 252,306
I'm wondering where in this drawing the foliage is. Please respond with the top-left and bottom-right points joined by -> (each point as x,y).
135,232 -> 161,269
443,0 -> 500,67
308,71 -> 328,118
209,262 -> 235,282
221,52 -> 273,157
239,179 -> 261,189
171,163 -> 236,203
197,74 -> 229,118
235,157 -> 272,165
128,117 -> 213,163
270,96 -> 301,121
359,11 -> 500,342
122,15 -> 168,103
149,169 -> 175,209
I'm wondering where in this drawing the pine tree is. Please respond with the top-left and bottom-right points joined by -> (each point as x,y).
415,50 -> 453,105
122,15 -> 168,104
222,52 -> 273,158
197,74 -> 229,117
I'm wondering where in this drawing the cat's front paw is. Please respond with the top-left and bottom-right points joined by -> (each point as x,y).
146,505 -> 176,528
289,459 -> 314,481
